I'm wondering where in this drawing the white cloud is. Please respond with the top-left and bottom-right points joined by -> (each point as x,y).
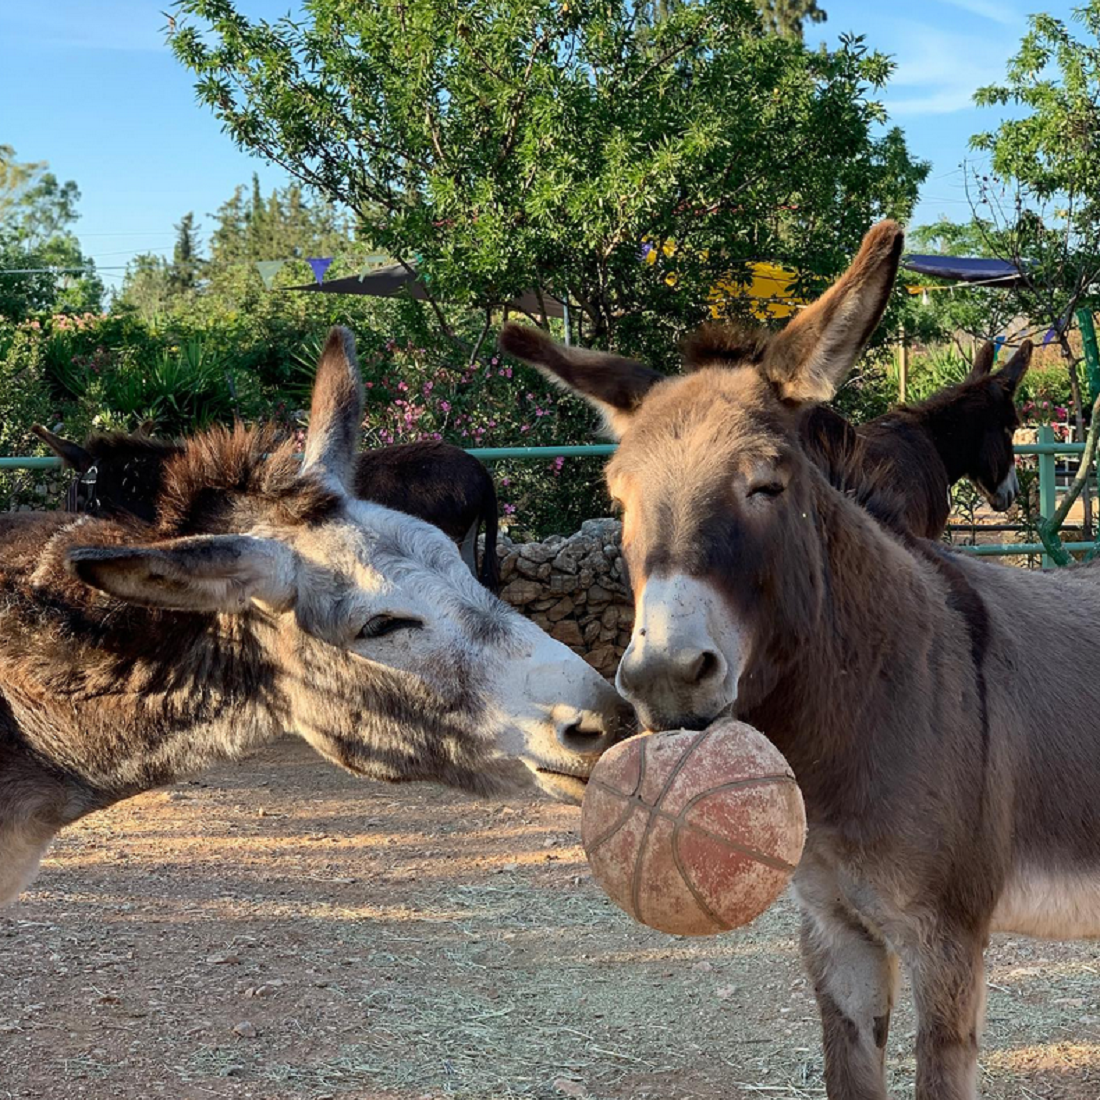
934,0 -> 1020,27
883,22 -> 1016,118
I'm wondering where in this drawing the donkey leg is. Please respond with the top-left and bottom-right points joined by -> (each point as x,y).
799,901 -> 898,1100
459,518 -> 480,579
903,927 -> 987,1100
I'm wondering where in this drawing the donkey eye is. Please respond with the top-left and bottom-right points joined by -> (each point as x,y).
748,482 -> 785,499
358,615 -> 422,640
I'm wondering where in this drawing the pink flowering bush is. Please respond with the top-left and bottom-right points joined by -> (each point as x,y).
359,339 -> 610,539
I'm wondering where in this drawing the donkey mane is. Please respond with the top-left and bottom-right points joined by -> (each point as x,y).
78,431 -> 180,464
154,424 -> 340,536
682,322 -> 770,370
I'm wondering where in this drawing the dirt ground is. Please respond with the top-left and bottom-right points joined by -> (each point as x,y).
3,739 -> 1099,1100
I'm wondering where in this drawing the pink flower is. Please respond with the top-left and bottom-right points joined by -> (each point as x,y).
503,503 -> 516,515
439,400 -> 451,413
501,477 -> 511,487
491,357 -> 499,366
397,381 -> 408,392
422,381 -> 433,394
520,424 -> 530,433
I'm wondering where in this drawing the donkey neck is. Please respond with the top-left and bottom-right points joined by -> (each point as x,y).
900,394 -> 979,485
739,478 -> 966,818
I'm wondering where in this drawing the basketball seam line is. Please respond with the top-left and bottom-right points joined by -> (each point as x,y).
670,822 -> 730,933
630,729 -> 712,923
584,735 -> 651,857
592,772 -> 801,876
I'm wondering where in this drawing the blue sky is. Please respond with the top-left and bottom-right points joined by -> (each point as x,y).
0,0 -> 1083,289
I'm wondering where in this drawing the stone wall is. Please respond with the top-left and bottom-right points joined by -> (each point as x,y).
496,518 -> 634,679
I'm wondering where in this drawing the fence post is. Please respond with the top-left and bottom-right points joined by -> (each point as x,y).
1074,308 -> 1100,408
896,328 -> 908,403
1038,423 -> 1057,568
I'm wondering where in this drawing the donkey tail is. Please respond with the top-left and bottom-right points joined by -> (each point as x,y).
478,473 -> 501,592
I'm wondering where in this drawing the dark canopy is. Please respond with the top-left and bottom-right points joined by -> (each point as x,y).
287,253 -> 1030,312
901,254 -> 1028,288
287,261 -> 567,319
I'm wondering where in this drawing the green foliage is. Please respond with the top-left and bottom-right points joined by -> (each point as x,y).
0,146 -> 102,322
170,0 -> 925,363
963,5 -> 1100,402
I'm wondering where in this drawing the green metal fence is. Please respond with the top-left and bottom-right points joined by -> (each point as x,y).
1,431 -> 1092,561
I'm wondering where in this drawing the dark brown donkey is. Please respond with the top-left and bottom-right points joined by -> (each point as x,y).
795,338 -> 1031,539
33,429 -> 501,589
500,223 -> 1100,1100
1,326 -> 627,907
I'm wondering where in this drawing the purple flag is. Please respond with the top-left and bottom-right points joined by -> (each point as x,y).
307,257 -> 334,284
1043,327 -> 1057,347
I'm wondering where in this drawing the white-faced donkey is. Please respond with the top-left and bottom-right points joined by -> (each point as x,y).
0,327 -> 631,905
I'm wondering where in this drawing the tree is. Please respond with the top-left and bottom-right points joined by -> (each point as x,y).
169,211 -> 203,294
957,2 -> 1100,537
117,252 -> 174,320
170,0 -> 924,364
0,146 -> 100,322
756,0 -> 826,39
206,175 -> 352,282
969,4 -> 1100,428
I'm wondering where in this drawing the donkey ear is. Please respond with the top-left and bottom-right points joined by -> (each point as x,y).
967,342 -> 996,380
33,425 -> 93,473
499,323 -> 664,438
763,221 -> 905,403
67,534 -> 297,613
993,340 -> 1032,395
301,326 -> 364,491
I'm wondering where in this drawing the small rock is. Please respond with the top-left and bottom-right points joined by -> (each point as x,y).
501,578 -> 542,605
716,984 -> 737,1000
519,542 -> 557,564
232,1021 -> 258,1039
550,621 -> 584,647
207,953 -> 241,966
552,1078 -> 588,1098
547,597 -> 575,621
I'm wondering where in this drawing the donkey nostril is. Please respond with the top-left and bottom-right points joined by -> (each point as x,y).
677,649 -> 722,686
557,715 -> 610,755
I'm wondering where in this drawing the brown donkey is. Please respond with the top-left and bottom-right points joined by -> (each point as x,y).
795,338 -> 1031,539
0,327 -> 628,907
500,223 -> 1100,1100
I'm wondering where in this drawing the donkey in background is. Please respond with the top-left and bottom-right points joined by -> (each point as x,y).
501,223 -> 1100,1100
795,338 -> 1031,539
33,428 -> 502,590
1,327 -> 627,907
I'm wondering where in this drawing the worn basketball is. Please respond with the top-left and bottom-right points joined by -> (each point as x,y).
581,720 -> 806,936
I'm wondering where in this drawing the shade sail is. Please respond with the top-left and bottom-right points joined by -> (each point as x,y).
901,254 -> 1028,287
286,261 -> 567,319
